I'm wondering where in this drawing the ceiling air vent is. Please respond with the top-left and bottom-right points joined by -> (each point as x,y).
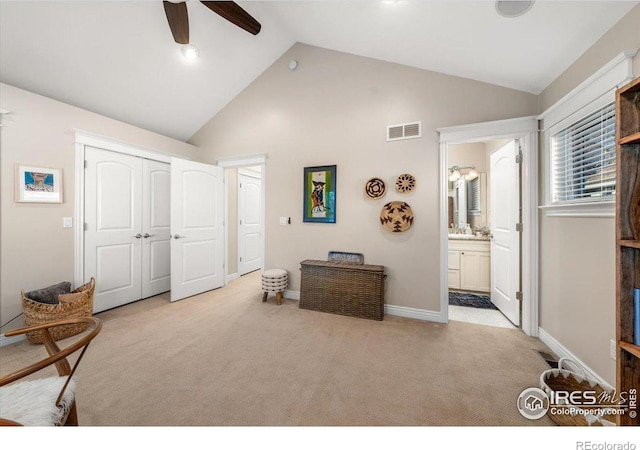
387,121 -> 421,142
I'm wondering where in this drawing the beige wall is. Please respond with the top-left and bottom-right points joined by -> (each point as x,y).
539,217 -> 616,382
189,43 -> 538,312
539,3 -> 640,111
537,6 -> 640,384
0,83 -> 201,331
448,142 -> 487,174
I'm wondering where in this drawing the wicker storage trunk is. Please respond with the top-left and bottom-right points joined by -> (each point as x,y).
22,278 -> 95,344
299,260 -> 385,320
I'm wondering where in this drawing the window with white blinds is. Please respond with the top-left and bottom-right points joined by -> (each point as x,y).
551,102 -> 616,203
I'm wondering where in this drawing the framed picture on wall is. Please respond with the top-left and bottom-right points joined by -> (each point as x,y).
15,164 -> 63,203
303,165 -> 336,223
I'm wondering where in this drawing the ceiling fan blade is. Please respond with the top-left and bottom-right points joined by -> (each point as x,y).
200,1 -> 261,35
163,1 -> 190,44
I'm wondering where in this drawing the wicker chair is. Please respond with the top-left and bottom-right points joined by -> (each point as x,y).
0,317 -> 102,426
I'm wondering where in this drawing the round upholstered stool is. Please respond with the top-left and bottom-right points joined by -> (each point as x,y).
261,269 -> 288,305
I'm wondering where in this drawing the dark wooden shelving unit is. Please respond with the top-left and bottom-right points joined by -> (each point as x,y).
615,75 -> 640,426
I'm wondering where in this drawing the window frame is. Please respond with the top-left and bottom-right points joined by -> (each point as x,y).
538,50 -> 637,218
546,93 -> 616,212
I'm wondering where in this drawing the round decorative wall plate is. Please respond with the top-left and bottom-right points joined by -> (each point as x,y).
365,177 -> 386,199
380,201 -> 414,232
395,173 -> 416,193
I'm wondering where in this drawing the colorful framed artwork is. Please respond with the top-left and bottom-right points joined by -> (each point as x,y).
303,165 -> 336,223
15,164 -> 63,203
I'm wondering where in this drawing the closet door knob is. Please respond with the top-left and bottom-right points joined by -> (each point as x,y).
143,233 -> 155,238
173,234 -> 185,239
133,233 -> 142,239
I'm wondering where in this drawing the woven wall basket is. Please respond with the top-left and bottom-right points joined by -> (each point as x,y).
395,173 -> 416,193
365,177 -> 386,199
380,201 -> 414,232
22,278 -> 95,344
540,358 -> 617,426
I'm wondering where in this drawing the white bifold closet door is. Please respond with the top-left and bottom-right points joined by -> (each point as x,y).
85,148 -> 224,312
85,147 -> 145,313
141,159 -> 171,299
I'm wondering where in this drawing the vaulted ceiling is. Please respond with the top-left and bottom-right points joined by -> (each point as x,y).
0,1 -> 637,141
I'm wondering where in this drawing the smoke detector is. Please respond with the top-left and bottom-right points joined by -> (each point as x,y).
495,1 -> 534,18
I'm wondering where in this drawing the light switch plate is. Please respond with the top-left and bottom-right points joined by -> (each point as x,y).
63,217 -> 73,228
279,217 -> 288,226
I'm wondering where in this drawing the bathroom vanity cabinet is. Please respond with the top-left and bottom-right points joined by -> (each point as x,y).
447,238 -> 490,293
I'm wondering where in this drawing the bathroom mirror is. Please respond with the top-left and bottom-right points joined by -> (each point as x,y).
448,173 -> 488,229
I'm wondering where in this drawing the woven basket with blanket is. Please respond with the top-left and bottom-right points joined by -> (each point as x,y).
21,278 -> 95,344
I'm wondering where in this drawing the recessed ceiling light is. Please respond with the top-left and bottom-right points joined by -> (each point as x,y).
495,1 -> 534,18
181,44 -> 200,60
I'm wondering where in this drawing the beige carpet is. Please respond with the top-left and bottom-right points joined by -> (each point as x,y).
1,271 -> 555,426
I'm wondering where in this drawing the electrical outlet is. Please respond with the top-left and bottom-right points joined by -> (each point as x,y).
610,339 -> 617,361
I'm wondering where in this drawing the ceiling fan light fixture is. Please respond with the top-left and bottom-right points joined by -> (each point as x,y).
495,1 -> 534,18
181,44 -> 200,60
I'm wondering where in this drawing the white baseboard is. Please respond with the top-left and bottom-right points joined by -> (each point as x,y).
281,291 -> 442,323
538,327 -> 612,390
0,333 -> 25,347
284,290 -> 300,300
384,304 -> 444,323
225,273 -> 239,284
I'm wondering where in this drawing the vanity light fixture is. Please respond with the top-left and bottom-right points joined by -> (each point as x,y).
448,165 -> 477,181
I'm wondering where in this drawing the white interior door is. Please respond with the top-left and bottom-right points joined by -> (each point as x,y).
170,158 -> 224,302
84,147 -> 142,313
142,159 -> 171,298
238,171 -> 263,275
490,140 -> 520,326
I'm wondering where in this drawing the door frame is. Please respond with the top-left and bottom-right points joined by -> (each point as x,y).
216,154 -> 267,284
73,130 -> 191,288
437,116 -> 539,336
237,167 -> 264,276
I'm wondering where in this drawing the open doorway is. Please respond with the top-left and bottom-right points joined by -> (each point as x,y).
224,166 -> 264,279
218,155 -> 267,284
438,116 -> 539,337
446,139 -> 517,329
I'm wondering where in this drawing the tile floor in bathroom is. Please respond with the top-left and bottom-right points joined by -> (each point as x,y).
448,305 -> 516,329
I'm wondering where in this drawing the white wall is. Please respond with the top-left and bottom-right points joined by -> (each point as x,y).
189,43 -> 539,313
0,83 -> 201,332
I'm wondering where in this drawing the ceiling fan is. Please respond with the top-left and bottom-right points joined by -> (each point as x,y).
163,1 -> 261,45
